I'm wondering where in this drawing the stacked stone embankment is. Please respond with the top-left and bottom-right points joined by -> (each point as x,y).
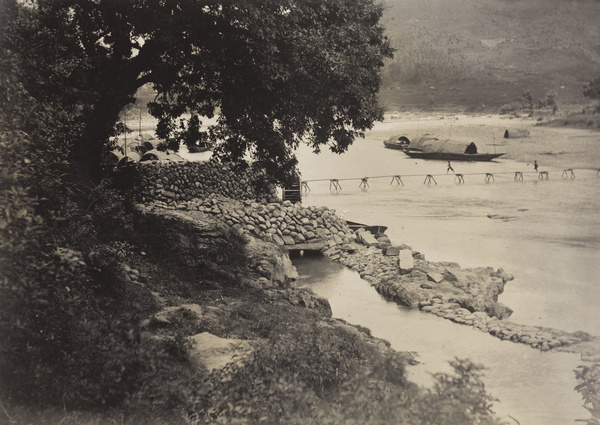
136,160 -> 277,206
157,196 -> 355,248
142,196 -> 356,293
322,234 -> 594,353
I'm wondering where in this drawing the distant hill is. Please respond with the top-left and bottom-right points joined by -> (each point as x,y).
378,0 -> 600,111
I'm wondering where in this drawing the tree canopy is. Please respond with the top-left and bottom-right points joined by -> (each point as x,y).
2,0 -> 393,184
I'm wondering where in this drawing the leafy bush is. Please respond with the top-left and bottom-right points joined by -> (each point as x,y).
575,364 -> 600,425
0,221 -> 197,412
185,326 -> 505,425
188,322 -> 409,424
413,358 -> 505,425
0,112 -> 191,413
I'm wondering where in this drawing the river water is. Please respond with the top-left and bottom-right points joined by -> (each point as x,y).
292,134 -> 600,425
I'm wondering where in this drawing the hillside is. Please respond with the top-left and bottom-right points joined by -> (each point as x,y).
378,0 -> 600,110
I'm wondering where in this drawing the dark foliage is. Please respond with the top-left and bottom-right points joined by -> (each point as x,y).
584,76 -> 600,101
2,0 -> 392,185
0,54 -> 192,411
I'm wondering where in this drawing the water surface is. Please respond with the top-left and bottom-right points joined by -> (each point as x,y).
293,135 -> 600,425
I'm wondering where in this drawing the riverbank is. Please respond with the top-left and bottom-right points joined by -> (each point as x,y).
146,192 -> 600,360
139,109 -> 600,359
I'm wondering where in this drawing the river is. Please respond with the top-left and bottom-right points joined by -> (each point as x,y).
292,134 -> 600,425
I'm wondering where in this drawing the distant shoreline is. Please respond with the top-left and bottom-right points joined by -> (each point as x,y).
370,111 -> 600,170
135,109 -> 600,170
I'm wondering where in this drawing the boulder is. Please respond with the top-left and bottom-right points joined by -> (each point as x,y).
188,332 -> 255,372
281,235 -> 295,245
427,272 -> 444,283
245,237 -> 299,284
272,234 -> 285,246
385,245 -> 401,256
145,303 -> 205,328
377,235 -> 392,245
485,302 -> 513,319
443,268 -> 458,282
356,229 -> 379,247
398,249 -> 414,271
276,288 -> 333,317
493,267 -> 515,283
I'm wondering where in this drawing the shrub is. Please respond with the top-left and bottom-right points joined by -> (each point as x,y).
0,235 -> 197,412
413,358 -> 505,425
574,364 -> 600,425
0,127 -> 190,412
186,320 -> 414,425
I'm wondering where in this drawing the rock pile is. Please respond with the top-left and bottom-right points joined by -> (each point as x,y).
136,161 -> 277,205
421,300 -> 591,351
324,242 -> 512,317
322,239 -> 593,351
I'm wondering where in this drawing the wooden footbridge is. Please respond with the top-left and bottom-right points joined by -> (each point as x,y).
291,167 -> 599,195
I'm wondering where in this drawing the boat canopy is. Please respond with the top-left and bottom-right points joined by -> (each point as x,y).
408,135 -> 438,150
140,150 -> 185,162
116,151 -> 141,168
385,135 -> 410,144
415,138 -> 478,155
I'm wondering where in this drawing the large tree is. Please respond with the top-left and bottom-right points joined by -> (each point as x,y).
2,0 -> 393,184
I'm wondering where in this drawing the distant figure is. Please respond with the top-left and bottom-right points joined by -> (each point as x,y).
534,160 -> 539,172
504,129 -> 509,138
447,161 -> 454,174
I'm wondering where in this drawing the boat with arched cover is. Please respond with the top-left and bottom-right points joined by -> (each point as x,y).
403,136 -> 504,161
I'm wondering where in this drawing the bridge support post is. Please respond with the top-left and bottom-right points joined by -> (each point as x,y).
359,178 -> 369,191
330,179 -> 342,193
424,175 -> 437,185
390,175 -> 404,187
562,169 -> 575,179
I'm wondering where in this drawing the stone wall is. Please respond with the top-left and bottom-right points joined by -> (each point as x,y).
135,161 -> 277,206
170,196 -> 356,248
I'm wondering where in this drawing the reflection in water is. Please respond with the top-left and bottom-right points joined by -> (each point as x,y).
294,256 -> 583,425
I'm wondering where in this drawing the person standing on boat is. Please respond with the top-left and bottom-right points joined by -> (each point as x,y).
447,161 -> 454,174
